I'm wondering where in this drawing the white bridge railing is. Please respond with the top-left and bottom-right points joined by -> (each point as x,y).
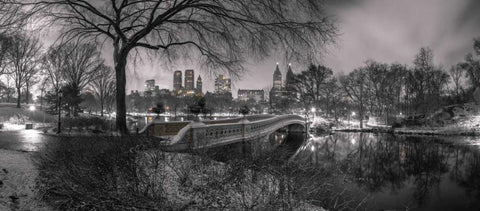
150,115 -> 305,151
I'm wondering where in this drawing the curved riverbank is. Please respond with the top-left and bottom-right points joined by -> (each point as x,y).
333,126 -> 480,136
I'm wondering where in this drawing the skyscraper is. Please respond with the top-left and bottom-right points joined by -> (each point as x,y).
185,69 -> 194,91
273,63 -> 282,90
215,75 -> 231,94
173,70 -> 182,91
196,75 -> 203,94
145,79 -> 155,92
285,64 -> 295,97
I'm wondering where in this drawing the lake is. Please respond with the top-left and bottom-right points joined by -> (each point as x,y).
288,132 -> 480,210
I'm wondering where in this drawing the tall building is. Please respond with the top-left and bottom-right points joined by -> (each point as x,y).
145,79 -> 155,92
173,70 -> 182,91
196,75 -> 203,94
185,69 -> 195,91
285,64 -> 296,98
215,75 -> 232,94
238,89 -> 264,102
273,63 -> 282,90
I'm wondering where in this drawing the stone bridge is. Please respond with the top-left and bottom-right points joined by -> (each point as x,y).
141,114 -> 306,151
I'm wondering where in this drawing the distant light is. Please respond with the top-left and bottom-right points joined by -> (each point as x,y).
351,138 -> 356,145
311,107 -> 316,113
276,62 -> 279,65
288,63 -> 291,66
310,145 -> 315,151
29,105 -> 35,111
352,111 -> 356,116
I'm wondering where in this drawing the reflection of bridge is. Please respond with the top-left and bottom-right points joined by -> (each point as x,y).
141,114 -> 306,151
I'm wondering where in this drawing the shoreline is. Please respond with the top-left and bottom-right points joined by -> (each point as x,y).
333,127 -> 480,136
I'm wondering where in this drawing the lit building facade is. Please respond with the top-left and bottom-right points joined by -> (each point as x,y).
215,75 -> 231,94
238,89 -> 264,102
273,63 -> 282,90
284,64 -> 296,98
196,75 -> 203,95
145,79 -> 155,92
185,69 -> 195,91
173,70 -> 182,91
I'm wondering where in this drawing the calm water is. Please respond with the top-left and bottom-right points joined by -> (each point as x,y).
290,133 -> 480,211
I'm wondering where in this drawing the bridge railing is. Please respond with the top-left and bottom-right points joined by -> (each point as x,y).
186,115 -> 305,149
157,114 -> 306,150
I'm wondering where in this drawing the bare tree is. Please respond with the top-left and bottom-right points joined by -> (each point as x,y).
449,64 -> 464,103
91,64 -> 115,117
6,33 -> 41,108
16,0 -> 337,134
340,68 -> 367,128
42,45 -> 67,92
61,43 -> 103,91
292,64 -> 333,112
460,37 -> 480,90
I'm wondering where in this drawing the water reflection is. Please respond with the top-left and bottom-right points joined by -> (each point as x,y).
291,133 -> 480,210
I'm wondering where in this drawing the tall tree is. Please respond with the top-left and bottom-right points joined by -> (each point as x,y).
292,64 -> 333,109
340,68 -> 367,128
41,44 -> 68,93
91,64 -> 115,117
7,33 -> 41,108
17,0 -> 337,134
460,37 -> 480,91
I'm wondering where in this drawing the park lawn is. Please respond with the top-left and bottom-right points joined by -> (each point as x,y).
0,104 -> 56,125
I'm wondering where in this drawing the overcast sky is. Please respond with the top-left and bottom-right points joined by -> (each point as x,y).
41,0 -> 480,97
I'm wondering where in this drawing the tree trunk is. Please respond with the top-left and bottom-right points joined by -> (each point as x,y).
101,97 -> 104,117
26,83 -> 29,104
16,87 -> 21,108
114,47 -> 128,134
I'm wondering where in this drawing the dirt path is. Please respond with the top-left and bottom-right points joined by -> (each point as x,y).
0,150 -> 51,211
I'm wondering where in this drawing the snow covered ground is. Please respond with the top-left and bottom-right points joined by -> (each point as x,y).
0,150 -> 51,210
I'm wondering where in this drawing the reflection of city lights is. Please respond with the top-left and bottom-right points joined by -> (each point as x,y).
29,105 -> 35,111
311,145 -> 315,151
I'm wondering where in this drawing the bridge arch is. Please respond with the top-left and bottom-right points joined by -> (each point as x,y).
146,114 -> 307,151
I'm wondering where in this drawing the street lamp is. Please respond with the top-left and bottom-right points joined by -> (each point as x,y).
57,90 -> 63,134
310,107 -> 316,125
351,111 -> 356,128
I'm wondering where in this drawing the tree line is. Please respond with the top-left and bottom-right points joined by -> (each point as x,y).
0,33 -> 116,117
290,40 -> 480,128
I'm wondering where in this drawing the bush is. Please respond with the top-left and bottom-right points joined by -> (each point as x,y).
34,136 -> 364,210
61,116 -> 113,131
34,136 -> 168,210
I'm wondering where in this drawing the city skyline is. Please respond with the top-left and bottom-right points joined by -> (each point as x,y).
120,0 -> 480,97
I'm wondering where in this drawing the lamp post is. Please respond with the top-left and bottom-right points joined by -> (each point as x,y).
351,111 -> 356,128
311,107 -> 316,122
57,90 -> 63,134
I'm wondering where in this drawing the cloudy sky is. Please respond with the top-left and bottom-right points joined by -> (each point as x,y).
42,0 -> 480,97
